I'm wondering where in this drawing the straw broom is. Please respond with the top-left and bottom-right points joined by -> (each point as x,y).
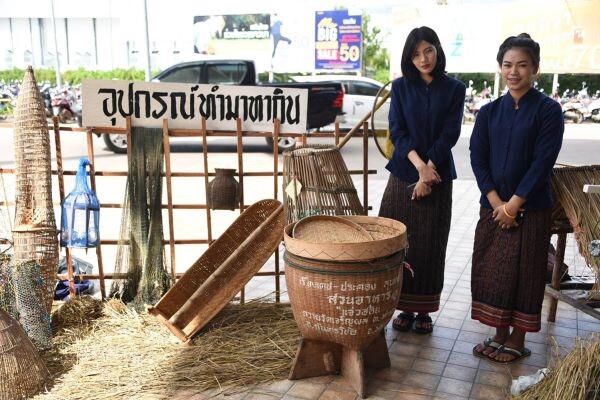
511,335 -> 600,400
34,295 -> 299,399
552,166 -> 600,292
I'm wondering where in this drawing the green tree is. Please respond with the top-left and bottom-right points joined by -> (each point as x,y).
361,14 -> 390,83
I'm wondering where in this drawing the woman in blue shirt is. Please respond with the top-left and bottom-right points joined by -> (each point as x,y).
379,26 -> 465,334
470,33 -> 563,363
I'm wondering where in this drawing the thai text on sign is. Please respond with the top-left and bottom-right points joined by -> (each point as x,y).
82,80 -> 308,133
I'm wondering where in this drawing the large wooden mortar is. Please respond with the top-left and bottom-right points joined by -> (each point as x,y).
284,215 -> 407,398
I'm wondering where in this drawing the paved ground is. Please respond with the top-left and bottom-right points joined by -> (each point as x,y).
228,179 -> 600,400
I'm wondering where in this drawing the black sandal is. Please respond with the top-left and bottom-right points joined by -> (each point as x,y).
412,314 -> 433,334
392,312 -> 414,332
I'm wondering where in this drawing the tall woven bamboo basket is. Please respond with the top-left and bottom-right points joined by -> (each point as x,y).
282,145 -> 364,224
12,67 -> 59,314
0,308 -> 49,400
148,199 -> 285,343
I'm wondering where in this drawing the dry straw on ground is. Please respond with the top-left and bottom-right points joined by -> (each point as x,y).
34,295 -> 299,399
511,335 -> 600,400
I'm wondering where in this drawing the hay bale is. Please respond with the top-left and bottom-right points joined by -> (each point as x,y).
51,296 -> 104,333
511,335 -> 600,399
34,296 -> 299,399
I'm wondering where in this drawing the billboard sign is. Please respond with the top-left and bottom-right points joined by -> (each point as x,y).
315,10 -> 362,71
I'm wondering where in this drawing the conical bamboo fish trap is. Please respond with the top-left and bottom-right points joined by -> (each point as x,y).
0,308 -> 49,400
148,199 -> 285,343
282,145 -> 364,224
12,66 -> 59,314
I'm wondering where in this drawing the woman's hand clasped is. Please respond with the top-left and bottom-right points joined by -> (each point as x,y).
492,202 -> 519,230
412,181 -> 432,200
418,163 -> 441,186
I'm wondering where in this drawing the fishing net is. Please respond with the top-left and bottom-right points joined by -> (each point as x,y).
12,260 -> 52,350
0,251 -> 17,319
110,127 -> 171,309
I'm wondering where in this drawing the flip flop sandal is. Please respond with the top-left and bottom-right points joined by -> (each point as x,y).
472,337 -> 503,359
412,314 -> 433,334
487,345 -> 531,364
392,312 -> 414,332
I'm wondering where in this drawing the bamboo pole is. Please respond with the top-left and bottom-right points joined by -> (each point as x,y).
273,119 -> 281,303
86,129 -> 106,299
362,121 -> 369,215
52,116 -> 75,297
236,118 -> 245,304
162,119 -> 176,281
201,118 -> 213,244
337,91 -> 390,150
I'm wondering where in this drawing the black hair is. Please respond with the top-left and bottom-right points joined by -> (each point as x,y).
400,26 -> 446,82
496,33 -> 540,72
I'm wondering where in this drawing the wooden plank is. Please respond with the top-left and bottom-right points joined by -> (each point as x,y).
57,270 -> 285,280
548,232 -> 567,322
273,119 -> 281,303
162,119 -> 177,281
236,118 -> 245,304
87,129 -> 106,299
545,285 -> 600,321
52,117 -> 75,297
201,118 -> 213,244
289,338 -> 342,379
362,121 -> 368,215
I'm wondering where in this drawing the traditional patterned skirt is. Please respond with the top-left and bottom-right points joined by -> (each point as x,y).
471,207 -> 552,332
378,175 -> 452,313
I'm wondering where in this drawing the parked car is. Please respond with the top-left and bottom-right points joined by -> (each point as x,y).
291,75 -> 390,131
101,57 -> 344,153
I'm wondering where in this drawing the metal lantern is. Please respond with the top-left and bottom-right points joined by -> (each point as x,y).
60,158 -> 100,248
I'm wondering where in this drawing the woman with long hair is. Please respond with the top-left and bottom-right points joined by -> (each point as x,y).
379,26 -> 465,334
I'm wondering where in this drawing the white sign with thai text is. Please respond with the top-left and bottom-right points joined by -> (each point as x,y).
82,80 -> 308,133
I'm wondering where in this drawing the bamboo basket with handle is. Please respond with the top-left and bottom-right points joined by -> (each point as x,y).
282,145 -> 364,224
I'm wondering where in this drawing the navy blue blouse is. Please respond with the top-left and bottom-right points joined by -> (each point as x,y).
469,88 -> 564,210
386,75 -> 466,183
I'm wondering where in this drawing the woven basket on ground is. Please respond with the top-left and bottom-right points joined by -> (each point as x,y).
552,165 -> 600,285
148,199 -> 285,343
0,308 -> 49,400
282,144 -> 364,224
12,66 -> 59,314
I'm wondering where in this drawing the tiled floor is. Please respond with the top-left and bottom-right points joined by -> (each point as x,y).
205,180 -> 600,400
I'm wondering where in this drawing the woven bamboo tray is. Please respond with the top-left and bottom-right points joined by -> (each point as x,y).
284,215 -> 407,261
0,308 -> 49,400
292,215 -> 372,243
148,199 -> 285,343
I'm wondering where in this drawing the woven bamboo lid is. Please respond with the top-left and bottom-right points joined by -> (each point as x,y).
292,215 -> 372,243
284,215 -> 407,261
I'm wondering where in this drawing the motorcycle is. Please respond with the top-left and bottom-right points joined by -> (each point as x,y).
52,88 -> 82,126
588,98 -> 600,123
562,98 -> 590,124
